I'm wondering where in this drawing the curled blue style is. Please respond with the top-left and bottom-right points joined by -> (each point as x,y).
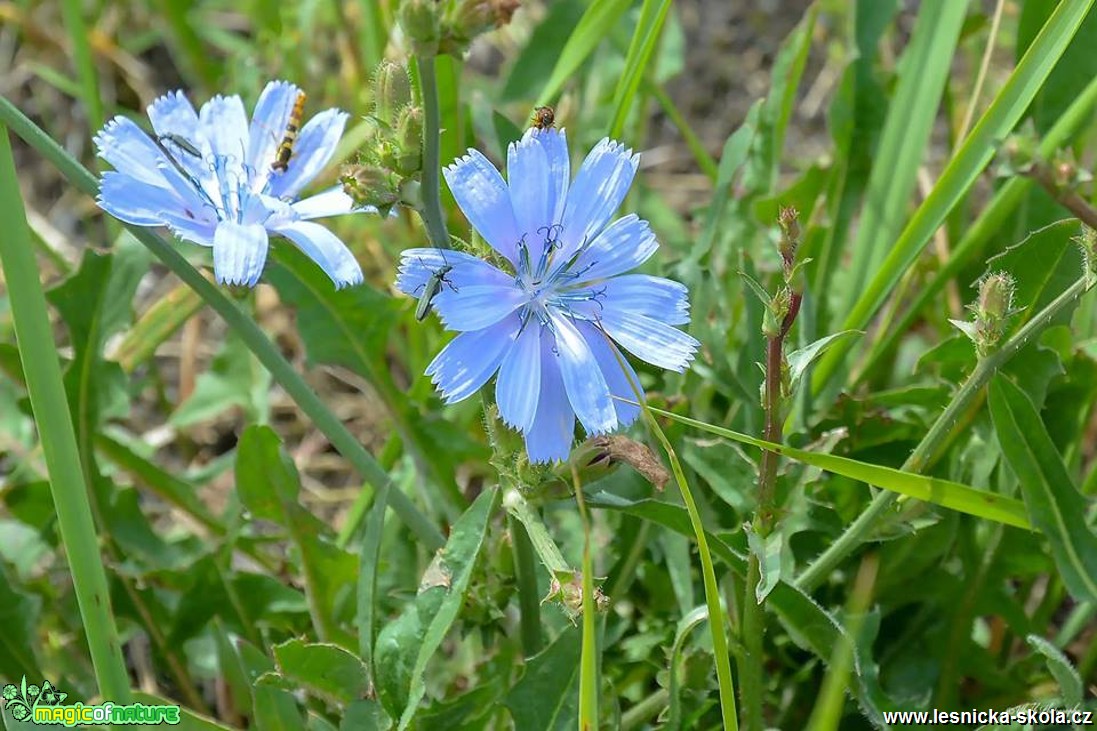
94,80 -> 368,288
397,128 -> 699,462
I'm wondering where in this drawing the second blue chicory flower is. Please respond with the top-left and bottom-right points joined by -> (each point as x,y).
397,128 -> 699,462
94,80 -> 367,288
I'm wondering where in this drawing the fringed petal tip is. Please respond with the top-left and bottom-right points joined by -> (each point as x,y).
92,116 -> 131,154
147,89 -> 189,115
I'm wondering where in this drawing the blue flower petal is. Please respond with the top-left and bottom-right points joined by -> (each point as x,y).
572,214 -> 658,282
212,221 -> 269,286
524,336 -> 575,463
199,94 -> 250,161
98,172 -> 181,226
147,90 -> 207,178
444,150 -> 521,264
163,213 -> 218,248
507,131 -> 552,236
600,309 -> 699,372
550,312 -> 617,435
558,138 -> 638,260
395,248 -> 513,298
425,317 -> 519,403
600,274 -> 690,325
94,116 -> 173,186
267,109 -> 348,199
291,186 -> 367,219
575,321 -> 641,426
495,322 -> 542,431
248,80 -> 301,182
536,128 -> 570,226
435,283 -> 526,332
268,220 -> 363,288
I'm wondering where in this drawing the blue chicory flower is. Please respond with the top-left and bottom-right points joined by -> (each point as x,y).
94,80 -> 366,288
396,128 -> 699,462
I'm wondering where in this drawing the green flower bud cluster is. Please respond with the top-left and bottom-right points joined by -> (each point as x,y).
399,0 -> 520,57
340,61 -> 424,214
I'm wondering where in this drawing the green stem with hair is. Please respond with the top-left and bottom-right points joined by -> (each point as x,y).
417,56 -> 452,250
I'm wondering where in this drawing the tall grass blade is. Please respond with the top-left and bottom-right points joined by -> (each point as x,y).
0,126 -> 130,702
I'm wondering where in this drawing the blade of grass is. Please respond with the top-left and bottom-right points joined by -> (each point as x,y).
608,0 -> 673,139
535,0 -> 635,107
573,468 -> 599,731
813,0 -> 1096,394
59,0 -> 104,135
608,334 -> 738,730
839,0 -> 970,315
647,406 -> 1030,529
0,94 -> 446,553
0,126 -> 130,702
358,0 -> 389,71
646,79 -> 718,181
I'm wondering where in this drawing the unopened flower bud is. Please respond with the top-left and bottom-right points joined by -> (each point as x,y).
341,164 -> 400,209
977,272 -> 1013,322
952,272 -> 1015,357
373,60 -> 412,124
544,570 -> 610,619
395,106 -> 424,176
399,0 -> 441,56
998,133 -> 1036,177
777,206 -> 800,271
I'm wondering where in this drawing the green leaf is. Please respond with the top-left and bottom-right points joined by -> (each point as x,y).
746,528 -> 783,604
236,426 -> 357,643
534,0 -> 635,107
987,375 -> 1097,601
267,639 -> 370,706
985,219 -> 1083,329
786,331 -> 863,392
235,425 -> 300,523
373,488 -> 498,727
504,628 -> 581,731
1025,635 -> 1083,708
340,700 -> 391,731
649,406 -> 1032,529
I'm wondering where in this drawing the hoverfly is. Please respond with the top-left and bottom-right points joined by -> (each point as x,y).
531,106 -> 555,130
271,91 -> 307,172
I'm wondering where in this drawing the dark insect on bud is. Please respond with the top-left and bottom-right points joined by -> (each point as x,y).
531,106 -> 555,130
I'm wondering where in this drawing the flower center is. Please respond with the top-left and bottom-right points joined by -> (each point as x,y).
514,225 -> 605,328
